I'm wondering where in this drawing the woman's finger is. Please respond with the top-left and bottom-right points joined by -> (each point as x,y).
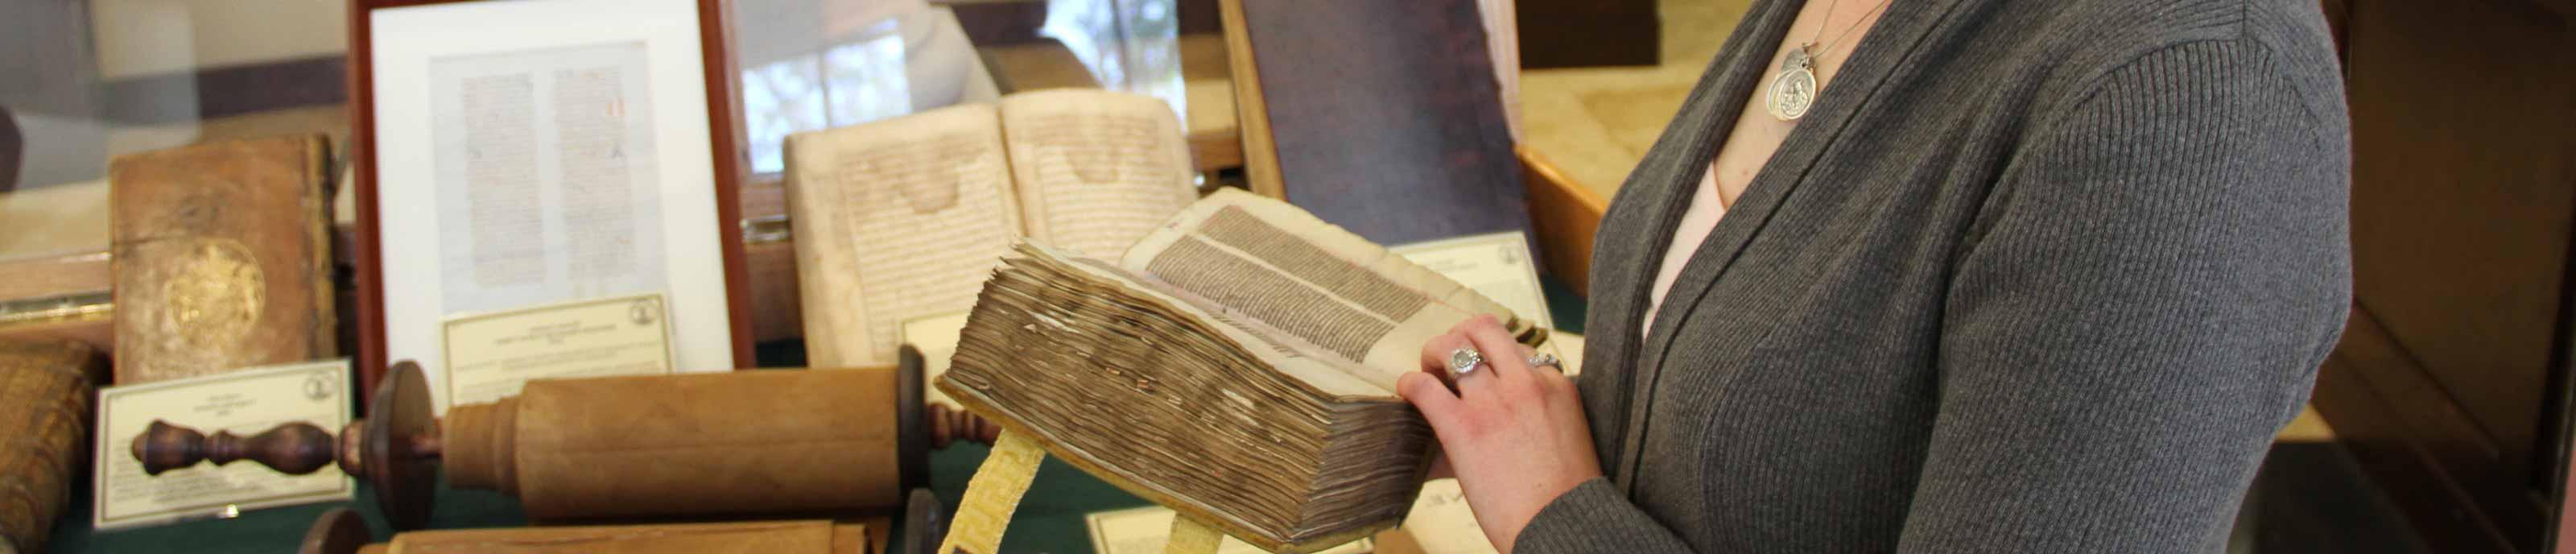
1452,353 -> 1499,399
1420,332 -> 1472,375
1447,315 -> 1500,335
1395,371 -> 1463,429
1459,316 -> 1534,387
1514,343 -> 1546,366
1419,332 -> 1495,397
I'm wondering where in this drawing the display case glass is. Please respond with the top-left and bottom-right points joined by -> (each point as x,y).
0,0 -> 1208,259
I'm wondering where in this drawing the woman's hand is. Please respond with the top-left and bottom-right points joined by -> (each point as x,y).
1397,316 -> 1602,553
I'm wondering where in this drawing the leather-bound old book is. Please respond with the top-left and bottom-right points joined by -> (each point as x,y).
1220,0 -> 1532,248
109,135 -> 337,384
0,339 -> 98,553
940,189 -> 1549,552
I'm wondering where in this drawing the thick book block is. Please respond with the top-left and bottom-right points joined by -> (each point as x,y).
109,135 -> 337,384
941,191 -> 1540,552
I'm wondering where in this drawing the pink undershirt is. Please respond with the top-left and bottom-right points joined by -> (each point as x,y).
1641,167 -> 1728,338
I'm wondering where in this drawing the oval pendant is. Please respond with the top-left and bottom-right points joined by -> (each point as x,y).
1768,67 -> 1818,121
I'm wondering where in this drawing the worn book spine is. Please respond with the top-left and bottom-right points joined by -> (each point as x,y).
109,134 -> 337,384
1221,0 -> 1534,248
0,340 -> 99,553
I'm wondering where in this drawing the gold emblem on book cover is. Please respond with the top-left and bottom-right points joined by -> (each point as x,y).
146,238 -> 265,359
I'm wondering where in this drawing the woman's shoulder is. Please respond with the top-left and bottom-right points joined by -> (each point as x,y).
1971,0 -> 2347,143
2009,0 -> 2343,101
2019,0 -> 2334,52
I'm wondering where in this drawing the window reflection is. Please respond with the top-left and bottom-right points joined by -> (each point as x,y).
1038,0 -> 1185,122
726,0 -> 1194,176
824,31 -> 913,130
741,53 -> 830,175
731,2 -> 1006,175
741,21 -> 913,174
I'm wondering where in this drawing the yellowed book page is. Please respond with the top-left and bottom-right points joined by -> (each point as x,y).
1120,190 -> 1518,387
999,90 -> 1200,259
785,104 -> 1024,367
1026,243 -> 1387,399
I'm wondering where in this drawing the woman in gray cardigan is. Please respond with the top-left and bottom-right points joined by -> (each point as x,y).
1395,0 -> 2352,551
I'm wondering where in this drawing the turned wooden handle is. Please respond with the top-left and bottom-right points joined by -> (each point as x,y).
133,419 -> 338,476
928,403 -> 1000,449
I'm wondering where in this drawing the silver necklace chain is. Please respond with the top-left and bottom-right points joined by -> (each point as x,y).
1767,0 -> 1894,121
1809,0 -> 1894,60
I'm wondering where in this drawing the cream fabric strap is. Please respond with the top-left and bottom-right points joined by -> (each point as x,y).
937,431 -> 1225,554
938,432 -> 1044,554
1162,517 -> 1224,554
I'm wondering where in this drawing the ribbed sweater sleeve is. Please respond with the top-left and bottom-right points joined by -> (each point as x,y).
1513,37 -> 2351,553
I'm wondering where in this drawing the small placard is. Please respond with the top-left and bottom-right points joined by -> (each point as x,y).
440,291 -> 675,410
93,359 -> 356,530
899,311 -> 972,407
1085,506 -> 1372,554
1398,478 -> 1497,554
1393,231 -> 1554,329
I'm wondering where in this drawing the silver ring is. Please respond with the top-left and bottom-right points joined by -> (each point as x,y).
1527,352 -> 1561,370
1447,347 -> 1484,378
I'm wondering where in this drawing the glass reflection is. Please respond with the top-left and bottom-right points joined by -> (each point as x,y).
825,30 -> 913,129
732,1 -> 1001,174
1038,0 -> 1186,123
725,0 -> 1193,175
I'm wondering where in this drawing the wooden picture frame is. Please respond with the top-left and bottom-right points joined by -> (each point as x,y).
349,0 -> 753,395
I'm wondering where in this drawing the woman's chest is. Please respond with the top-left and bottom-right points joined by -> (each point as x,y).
1604,95 -> 2029,523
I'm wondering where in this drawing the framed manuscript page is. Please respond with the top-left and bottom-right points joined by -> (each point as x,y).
350,0 -> 753,404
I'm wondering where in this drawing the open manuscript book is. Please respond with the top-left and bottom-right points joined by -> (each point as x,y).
785,89 -> 1199,369
940,189 -> 1546,552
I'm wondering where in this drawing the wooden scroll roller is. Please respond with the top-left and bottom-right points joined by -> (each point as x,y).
294,504 -> 921,554
0,340 -> 98,554
134,345 -> 1000,530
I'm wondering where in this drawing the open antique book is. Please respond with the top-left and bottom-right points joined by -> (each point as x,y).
940,189 -> 1544,552
785,89 -> 1199,368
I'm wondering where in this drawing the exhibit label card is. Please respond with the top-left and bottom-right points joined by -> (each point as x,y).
93,359 -> 356,530
1393,231 -> 1554,329
1400,478 -> 1499,553
1085,506 -> 1372,554
898,311 -> 972,407
441,291 -> 675,409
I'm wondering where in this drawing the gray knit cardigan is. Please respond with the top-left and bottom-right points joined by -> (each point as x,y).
1517,0 -> 2351,551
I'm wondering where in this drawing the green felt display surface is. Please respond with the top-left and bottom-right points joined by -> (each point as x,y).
47,447 -> 1140,553
44,280 -> 1585,552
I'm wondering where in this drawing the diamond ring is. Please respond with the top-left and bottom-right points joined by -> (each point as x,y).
1527,352 -> 1562,370
1447,347 -> 1484,378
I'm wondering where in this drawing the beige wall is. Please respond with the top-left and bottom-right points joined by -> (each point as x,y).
89,0 -> 347,78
